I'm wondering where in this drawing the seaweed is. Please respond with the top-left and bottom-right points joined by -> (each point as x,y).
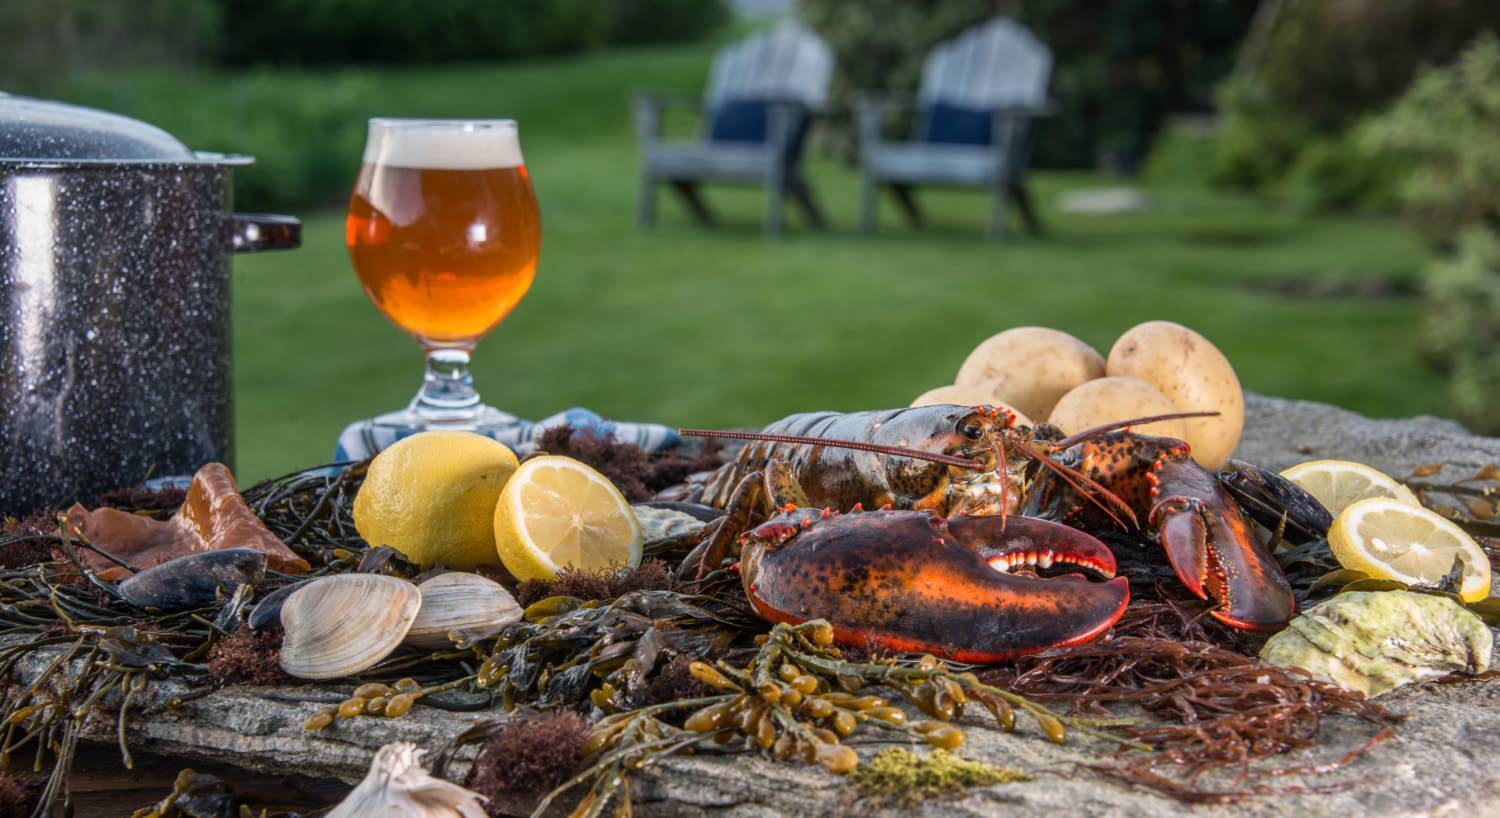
206,626 -> 286,686
534,426 -> 724,502
982,598 -> 1398,803
467,711 -> 590,802
513,560 -> 673,607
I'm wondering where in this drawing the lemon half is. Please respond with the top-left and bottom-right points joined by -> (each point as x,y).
1329,497 -> 1490,603
1280,459 -> 1420,516
494,456 -> 641,581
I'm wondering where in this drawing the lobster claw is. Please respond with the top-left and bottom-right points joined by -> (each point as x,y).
741,510 -> 1128,663
1154,464 -> 1295,631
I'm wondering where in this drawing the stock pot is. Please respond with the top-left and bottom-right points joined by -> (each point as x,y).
0,95 -> 301,514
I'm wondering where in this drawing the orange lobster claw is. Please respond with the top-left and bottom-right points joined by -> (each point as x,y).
740,509 -> 1128,663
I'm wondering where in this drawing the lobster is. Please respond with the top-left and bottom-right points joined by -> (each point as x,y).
685,404 -> 1297,638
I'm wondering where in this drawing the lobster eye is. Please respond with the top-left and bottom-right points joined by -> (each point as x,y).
960,422 -> 985,440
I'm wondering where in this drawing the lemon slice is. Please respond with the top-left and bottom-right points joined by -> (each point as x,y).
1279,459 -> 1420,516
1329,497 -> 1491,602
493,456 -> 642,581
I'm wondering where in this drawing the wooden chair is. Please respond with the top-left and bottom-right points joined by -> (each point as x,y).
856,18 -> 1054,239
634,23 -> 834,236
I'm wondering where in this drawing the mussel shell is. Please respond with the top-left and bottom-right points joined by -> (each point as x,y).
404,572 -> 522,650
246,579 -> 312,631
279,575 -> 421,681
1219,458 -> 1333,544
119,548 -> 266,612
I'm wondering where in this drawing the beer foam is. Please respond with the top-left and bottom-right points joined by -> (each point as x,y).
364,120 -> 524,169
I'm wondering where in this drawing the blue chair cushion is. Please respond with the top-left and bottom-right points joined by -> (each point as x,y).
708,99 -> 771,144
707,98 -> 813,165
922,101 -> 993,146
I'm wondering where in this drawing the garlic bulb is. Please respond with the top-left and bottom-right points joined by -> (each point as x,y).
328,742 -> 486,818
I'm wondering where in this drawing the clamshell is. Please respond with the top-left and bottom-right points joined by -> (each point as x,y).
279,575 -> 421,681
1260,590 -> 1493,696
404,573 -> 522,650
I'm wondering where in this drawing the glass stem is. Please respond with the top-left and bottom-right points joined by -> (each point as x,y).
410,346 -> 482,422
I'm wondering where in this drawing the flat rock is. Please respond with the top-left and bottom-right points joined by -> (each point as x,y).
15,394 -> 1500,817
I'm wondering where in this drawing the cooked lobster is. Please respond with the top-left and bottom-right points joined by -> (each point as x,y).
688,404 -> 1296,635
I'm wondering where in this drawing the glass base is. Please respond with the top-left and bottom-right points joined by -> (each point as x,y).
370,345 -> 518,434
369,403 -> 519,434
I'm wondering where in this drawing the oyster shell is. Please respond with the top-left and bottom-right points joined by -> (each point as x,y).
1260,590 -> 1494,696
279,575 -> 421,680
404,573 -> 522,650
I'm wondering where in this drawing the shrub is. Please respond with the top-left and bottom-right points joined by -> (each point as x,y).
798,0 -> 1258,170
1280,131 -> 1401,214
36,68 -> 373,211
1421,229 -> 1500,433
0,0 -> 219,85
1362,35 -> 1500,432
214,0 -> 725,67
1214,0 -> 1500,198
1361,35 -> 1500,239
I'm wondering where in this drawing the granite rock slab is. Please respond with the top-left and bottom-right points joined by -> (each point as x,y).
15,394 -> 1500,817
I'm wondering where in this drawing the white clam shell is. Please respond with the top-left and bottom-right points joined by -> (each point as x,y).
279,575 -> 422,681
404,572 -> 522,650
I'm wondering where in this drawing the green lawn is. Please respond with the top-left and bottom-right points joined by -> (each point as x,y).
30,44 -> 1441,482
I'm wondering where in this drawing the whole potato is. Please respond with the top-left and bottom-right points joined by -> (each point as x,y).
955,328 -> 1105,421
1048,378 -> 1188,441
1106,321 -> 1243,469
910,381 -> 1033,426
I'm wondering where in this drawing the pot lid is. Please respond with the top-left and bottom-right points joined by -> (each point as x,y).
0,93 -> 204,162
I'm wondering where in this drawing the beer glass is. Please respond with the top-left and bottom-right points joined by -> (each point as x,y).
346,118 -> 541,432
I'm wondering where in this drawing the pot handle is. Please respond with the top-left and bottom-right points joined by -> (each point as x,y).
225,213 -> 301,253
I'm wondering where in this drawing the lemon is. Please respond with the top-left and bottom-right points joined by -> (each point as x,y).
493,456 -> 641,581
352,431 -> 519,570
1329,497 -> 1491,602
1279,459 -> 1420,516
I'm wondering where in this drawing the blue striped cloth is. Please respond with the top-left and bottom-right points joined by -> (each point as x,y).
332,408 -> 680,461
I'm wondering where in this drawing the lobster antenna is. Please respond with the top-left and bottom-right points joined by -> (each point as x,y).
679,428 -> 984,470
1011,436 -> 1139,530
992,438 -> 1009,530
1055,411 -> 1221,449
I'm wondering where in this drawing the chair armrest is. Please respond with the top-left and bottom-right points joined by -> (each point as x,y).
632,91 -> 704,144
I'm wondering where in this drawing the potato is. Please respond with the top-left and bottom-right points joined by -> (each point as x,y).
1048,378 -> 1187,441
1106,321 -> 1243,469
955,328 -> 1105,421
910,381 -> 1033,426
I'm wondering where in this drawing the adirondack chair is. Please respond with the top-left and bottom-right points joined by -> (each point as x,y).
634,23 -> 834,236
856,18 -> 1054,239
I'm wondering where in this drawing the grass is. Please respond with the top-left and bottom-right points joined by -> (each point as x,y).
29,44 -> 1441,482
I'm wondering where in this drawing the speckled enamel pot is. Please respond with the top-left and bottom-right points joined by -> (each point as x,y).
0,96 -> 300,514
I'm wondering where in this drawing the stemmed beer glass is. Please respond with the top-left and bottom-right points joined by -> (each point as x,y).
346,118 -> 541,432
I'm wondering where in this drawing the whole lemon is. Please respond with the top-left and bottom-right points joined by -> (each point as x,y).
353,431 -> 519,570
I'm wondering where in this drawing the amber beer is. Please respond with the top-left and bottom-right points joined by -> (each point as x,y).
346,120 -> 541,344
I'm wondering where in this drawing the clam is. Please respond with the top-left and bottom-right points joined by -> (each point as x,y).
279,575 -> 422,681
119,548 -> 266,611
404,573 -> 522,650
